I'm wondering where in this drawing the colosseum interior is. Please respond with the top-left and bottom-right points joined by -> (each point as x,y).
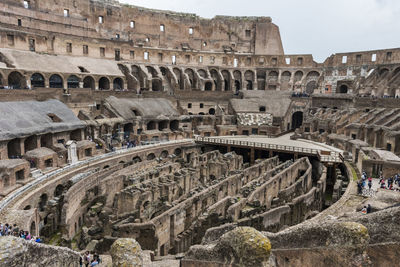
0,0 -> 399,266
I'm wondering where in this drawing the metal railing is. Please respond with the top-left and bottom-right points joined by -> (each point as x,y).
195,136 -> 343,163
0,139 -> 193,213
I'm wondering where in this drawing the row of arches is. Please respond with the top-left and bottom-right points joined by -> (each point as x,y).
127,65 -> 321,93
0,71 -> 124,90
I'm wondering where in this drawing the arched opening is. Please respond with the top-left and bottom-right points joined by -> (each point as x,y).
30,221 -> 36,236
40,133 -> 53,148
7,139 -> 21,158
210,69 -> 221,91
0,72 -> 3,87
99,77 -> 110,90
291,111 -> 303,130
233,70 -> 242,93
234,80 -> 241,92
174,148 -> 182,156
244,70 -> 254,90
305,81 -> 317,94
185,69 -> 197,89
147,153 -> 156,160
8,71 -> 26,89
339,84 -> 348,94
124,123 -> 133,136
173,68 -> 184,90
294,71 -> 303,82
39,193 -> 48,212
205,82 -> 212,91
132,156 -> 142,163
67,75 -> 80,88
208,108 -> 215,115
30,73 -> 45,88
160,150 -> 168,159
152,79 -> 162,91
113,77 -> 124,90
259,106 -> 266,112
256,70 -> 266,90
70,129 -> 82,141
170,120 -> 179,131
24,135 -> 38,152
54,184 -> 64,197
246,80 -> 253,90
49,74 -> 63,88
83,76 -> 95,90
147,121 -> 156,130
158,120 -> 169,131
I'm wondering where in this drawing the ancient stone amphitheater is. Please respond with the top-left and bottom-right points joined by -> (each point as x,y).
0,0 -> 399,266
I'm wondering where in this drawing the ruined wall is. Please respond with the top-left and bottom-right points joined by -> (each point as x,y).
0,236 -> 80,267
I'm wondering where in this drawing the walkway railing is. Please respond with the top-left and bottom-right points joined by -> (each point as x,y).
0,139 -> 193,213
195,136 -> 343,163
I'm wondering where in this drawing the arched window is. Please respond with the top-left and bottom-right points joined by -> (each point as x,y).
30,73 -> 45,88
49,74 -> 63,88
67,75 -> 80,88
99,77 -> 110,90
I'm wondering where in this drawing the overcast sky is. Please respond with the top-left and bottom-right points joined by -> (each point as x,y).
119,0 -> 400,62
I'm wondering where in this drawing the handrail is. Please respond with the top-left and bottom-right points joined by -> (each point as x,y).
195,136 -> 343,163
0,139 -> 192,213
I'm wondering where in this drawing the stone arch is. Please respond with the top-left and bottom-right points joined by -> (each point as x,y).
30,73 -> 45,88
83,76 -> 95,90
292,111 -> 303,130
306,71 -> 320,79
185,68 -> 197,89
49,74 -> 63,88
99,77 -> 110,90
233,70 -> 242,93
7,138 -> 21,158
152,79 -> 162,91
221,70 -> 231,91
205,81 -> 212,91
8,71 -> 26,89
146,66 -> 159,78
256,70 -> 266,90
113,77 -> 124,90
198,69 -> 208,79
305,81 -> 317,94
268,71 -> 278,82
170,120 -> 179,131
339,84 -> 348,94
132,65 -> 146,90
294,71 -> 303,82
24,135 -> 38,152
147,121 -> 156,130
54,184 -> 64,197
281,71 -> 291,90
132,156 -> 142,163
244,70 -> 255,90
174,148 -> 182,156
160,150 -> 169,159
158,120 -> 169,131
30,221 -> 36,236
38,193 -> 48,212
210,69 -> 222,91
173,68 -> 184,90
147,153 -> 156,160
67,75 -> 80,88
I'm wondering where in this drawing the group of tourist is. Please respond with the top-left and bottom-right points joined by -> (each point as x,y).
0,223 -> 41,243
357,171 -> 373,194
79,251 -> 101,267
357,171 -> 400,194
378,174 -> 400,190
